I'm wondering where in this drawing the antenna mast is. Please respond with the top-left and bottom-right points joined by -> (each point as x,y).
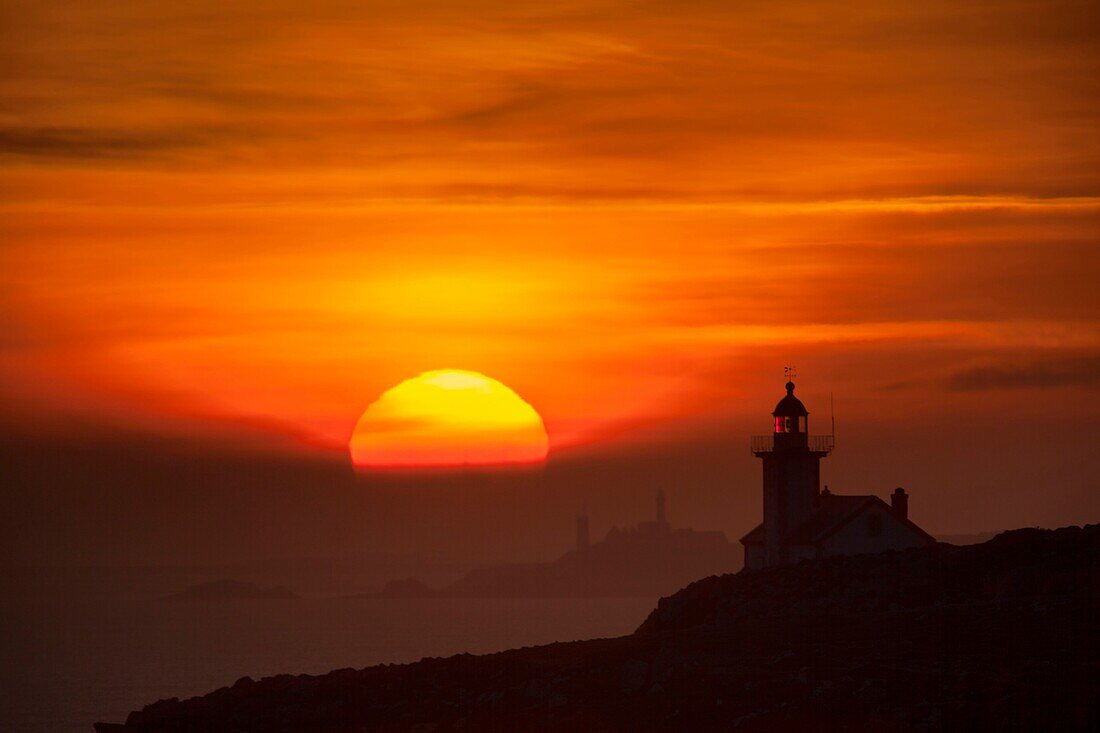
831,391 -> 836,443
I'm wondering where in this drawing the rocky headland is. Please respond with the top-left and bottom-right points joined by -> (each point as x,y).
100,524 -> 1097,731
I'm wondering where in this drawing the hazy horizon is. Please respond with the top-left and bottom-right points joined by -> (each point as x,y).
3,384 -> 1095,574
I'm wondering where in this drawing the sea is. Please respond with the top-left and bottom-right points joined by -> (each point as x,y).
0,592 -> 655,732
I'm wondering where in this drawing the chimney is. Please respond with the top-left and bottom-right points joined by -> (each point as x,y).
891,487 -> 909,521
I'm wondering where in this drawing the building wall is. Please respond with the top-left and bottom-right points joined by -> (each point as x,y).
787,544 -> 816,563
744,543 -> 764,570
819,503 -> 928,559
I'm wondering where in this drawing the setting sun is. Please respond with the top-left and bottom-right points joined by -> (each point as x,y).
348,370 -> 549,468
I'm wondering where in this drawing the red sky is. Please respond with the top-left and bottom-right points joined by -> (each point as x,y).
1,0 -> 1098,567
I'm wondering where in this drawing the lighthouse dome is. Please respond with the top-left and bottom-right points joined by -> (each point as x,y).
773,381 -> 808,417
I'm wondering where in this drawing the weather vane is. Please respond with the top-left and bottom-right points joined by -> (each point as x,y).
784,364 -> 797,382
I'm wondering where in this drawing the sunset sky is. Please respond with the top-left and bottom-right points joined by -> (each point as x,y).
1,1 -> 1098,566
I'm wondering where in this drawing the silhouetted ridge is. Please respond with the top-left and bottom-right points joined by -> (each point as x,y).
97,525 -> 1099,732
638,525 -> 1097,634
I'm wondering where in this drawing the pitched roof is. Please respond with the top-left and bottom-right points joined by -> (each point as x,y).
784,494 -> 877,545
739,492 -> 937,548
740,523 -> 764,544
740,496 -> 878,546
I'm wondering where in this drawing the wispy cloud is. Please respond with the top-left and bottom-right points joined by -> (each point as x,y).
948,355 -> 1100,391
0,126 -> 207,159
1,0 -> 1097,197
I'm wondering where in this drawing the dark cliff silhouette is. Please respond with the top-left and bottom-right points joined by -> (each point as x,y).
160,580 -> 299,602
98,524 -> 1098,731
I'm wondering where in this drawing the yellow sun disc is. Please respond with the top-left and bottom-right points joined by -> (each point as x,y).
348,369 -> 549,468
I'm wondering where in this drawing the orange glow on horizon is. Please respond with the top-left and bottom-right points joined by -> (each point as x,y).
348,370 -> 549,468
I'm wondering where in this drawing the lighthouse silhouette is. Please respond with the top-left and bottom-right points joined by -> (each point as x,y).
757,379 -> 830,566
741,376 -> 934,569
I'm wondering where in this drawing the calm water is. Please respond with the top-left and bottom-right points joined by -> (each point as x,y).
0,596 -> 656,732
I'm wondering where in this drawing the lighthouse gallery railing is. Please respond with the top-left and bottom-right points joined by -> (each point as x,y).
750,434 -> 835,454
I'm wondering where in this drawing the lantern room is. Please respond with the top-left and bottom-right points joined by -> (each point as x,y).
773,381 -> 808,434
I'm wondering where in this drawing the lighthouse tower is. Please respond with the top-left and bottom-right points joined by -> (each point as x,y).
752,380 -> 832,566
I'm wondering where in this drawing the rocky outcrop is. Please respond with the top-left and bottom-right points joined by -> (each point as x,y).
638,524 -> 1098,633
100,525 -> 1098,731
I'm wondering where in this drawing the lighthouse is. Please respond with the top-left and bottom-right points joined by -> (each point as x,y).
741,376 -> 933,569
754,380 -> 832,566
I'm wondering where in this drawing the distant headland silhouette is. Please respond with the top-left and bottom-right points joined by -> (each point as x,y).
366,489 -> 739,598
